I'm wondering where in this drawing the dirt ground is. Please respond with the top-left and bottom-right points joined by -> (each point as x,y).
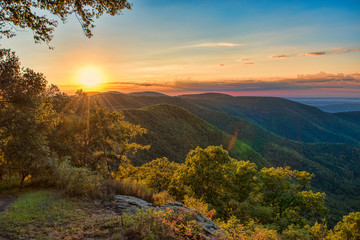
0,194 -> 17,212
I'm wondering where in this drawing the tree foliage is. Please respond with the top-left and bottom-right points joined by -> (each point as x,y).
168,145 -> 328,231
0,49 -> 57,185
0,49 -> 148,185
48,90 -> 149,177
0,0 -> 132,45
327,212 -> 360,240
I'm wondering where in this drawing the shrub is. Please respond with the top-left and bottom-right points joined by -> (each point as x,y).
184,195 -> 216,220
118,209 -> 178,239
153,191 -> 175,206
102,178 -> 154,203
56,161 -> 102,198
217,216 -> 279,240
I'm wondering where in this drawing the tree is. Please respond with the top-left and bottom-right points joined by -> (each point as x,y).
0,0 -> 132,45
168,146 -> 238,217
258,167 -> 328,230
0,49 -> 57,185
327,212 -> 360,240
141,157 -> 179,192
48,91 -> 149,177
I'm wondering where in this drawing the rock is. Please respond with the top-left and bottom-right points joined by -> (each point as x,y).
108,195 -> 220,237
161,202 -> 221,237
107,195 -> 156,214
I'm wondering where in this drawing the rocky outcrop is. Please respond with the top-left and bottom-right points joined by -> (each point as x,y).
107,195 -> 220,237
107,195 -> 156,214
161,201 -> 221,237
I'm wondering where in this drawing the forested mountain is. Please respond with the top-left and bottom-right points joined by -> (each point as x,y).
92,92 -> 360,224
334,111 -> 360,125
180,93 -> 360,144
122,104 -> 264,166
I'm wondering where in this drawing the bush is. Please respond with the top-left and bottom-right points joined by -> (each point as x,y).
217,216 -> 279,240
102,178 -> 154,203
153,191 -> 175,206
184,196 -> 216,220
56,161 -> 102,198
118,210 -> 178,239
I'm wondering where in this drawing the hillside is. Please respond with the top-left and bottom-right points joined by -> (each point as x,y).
92,92 -> 360,224
334,111 -> 360,125
129,91 -> 168,97
123,104 -> 264,166
180,93 -> 360,145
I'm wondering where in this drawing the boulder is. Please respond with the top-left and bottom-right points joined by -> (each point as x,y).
107,195 -> 156,214
108,195 -> 220,237
161,202 -> 221,237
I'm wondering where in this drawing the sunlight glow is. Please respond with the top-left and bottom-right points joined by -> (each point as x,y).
78,67 -> 103,89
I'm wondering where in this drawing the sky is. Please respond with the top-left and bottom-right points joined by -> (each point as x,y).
1,0 -> 360,97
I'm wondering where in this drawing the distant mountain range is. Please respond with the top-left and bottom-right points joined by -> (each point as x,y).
91,91 -> 360,225
288,97 -> 360,113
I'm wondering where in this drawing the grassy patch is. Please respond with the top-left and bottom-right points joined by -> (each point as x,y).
0,190 -> 87,239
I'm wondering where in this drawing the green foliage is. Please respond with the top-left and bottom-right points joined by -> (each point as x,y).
49,91 -> 149,177
180,93 -> 360,145
217,216 -> 279,240
169,146 -> 327,231
0,0 -> 132,45
141,157 -> 179,192
116,209 -> 179,239
282,225 -> 311,240
183,195 -> 216,220
56,161 -> 102,198
93,92 -> 360,225
117,157 -> 179,193
121,104 -> 263,166
0,49 -> 57,186
258,167 -> 328,229
169,146 -> 236,217
153,191 -> 175,206
305,221 -> 328,240
103,178 -> 154,202
327,212 -> 360,240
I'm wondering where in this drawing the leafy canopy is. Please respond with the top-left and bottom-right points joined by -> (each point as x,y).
0,0 -> 132,45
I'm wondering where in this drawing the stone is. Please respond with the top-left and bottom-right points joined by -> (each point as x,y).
108,195 -> 220,237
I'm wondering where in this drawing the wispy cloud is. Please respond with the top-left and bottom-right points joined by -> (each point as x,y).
304,51 -> 327,56
271,48 -> 360,59
271,55 -> 290,58
329,48 -> 360,55
59,72 -> 360,97
170,72 -> 360,94
193,42 -> 242,47
244,62 -> 255,65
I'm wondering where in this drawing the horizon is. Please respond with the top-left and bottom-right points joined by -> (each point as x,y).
3,0 -> 360,97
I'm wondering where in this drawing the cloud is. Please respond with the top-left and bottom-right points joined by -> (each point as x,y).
244,62 -> 254,65
58,72 -> 360,97
271,55 -> 290,58
193,42 -> 242,47
272,48 -> 360,59
219,64 -> 225,66
305,51 -> 327,56
329,48 -> 360,55
170,72 -> 360,93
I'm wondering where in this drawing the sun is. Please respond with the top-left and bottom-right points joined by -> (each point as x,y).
78,67 -> 103,89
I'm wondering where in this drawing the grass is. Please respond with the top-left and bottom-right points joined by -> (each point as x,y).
0,189 -> 216,239
1,190 -> 77,224
0,190 -> 86,239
